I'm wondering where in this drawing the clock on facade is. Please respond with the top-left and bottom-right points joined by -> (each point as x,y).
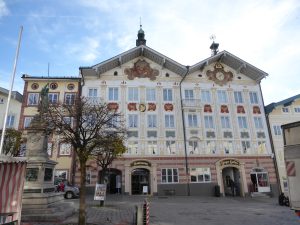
216,72 -> 225,81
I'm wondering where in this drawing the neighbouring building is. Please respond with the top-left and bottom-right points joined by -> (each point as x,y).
0,87 -> 23,130
265,94 -> 300,193
19,75 -> 81,184
79,27 -> 278,197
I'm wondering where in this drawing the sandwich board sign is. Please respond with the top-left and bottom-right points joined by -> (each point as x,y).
94,183 -> 106,201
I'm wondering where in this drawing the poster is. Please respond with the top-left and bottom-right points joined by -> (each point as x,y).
94,183 -> 106,201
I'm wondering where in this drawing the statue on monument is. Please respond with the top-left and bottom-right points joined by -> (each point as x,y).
30,84 -> 49,128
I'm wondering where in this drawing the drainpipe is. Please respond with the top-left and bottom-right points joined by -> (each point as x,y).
179,66 -> 190,196
259,83 -> 281,195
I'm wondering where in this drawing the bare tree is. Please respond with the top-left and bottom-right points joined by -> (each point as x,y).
93,136 -> 126,184
46,97 -> 126,225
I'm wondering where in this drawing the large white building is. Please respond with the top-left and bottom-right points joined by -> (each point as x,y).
265,94 -> 300,193
79,27 -> 278,196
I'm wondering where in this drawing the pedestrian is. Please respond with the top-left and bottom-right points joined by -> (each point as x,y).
116,175 -> 121,194
229,178 -> 235,197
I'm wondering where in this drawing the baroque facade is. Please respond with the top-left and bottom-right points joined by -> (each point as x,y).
265,94 -> 300,193
79,27 -> 278,196
19,75 -> 81,184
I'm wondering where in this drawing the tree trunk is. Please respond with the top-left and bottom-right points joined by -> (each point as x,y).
78,159 -> 87,225
99,167 -> 107,184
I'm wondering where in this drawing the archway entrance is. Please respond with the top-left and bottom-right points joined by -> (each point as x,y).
131,168 -> 150,195
222,167 -> 241,197
98,169 -> 122,194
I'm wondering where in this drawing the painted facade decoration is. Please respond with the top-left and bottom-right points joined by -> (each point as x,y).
206,62 -> 234,86
125,59 -> 159,80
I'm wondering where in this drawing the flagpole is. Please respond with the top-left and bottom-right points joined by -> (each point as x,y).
0,26 -> 23,155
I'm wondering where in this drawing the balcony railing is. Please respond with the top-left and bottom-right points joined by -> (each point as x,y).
182,99 -> 201,107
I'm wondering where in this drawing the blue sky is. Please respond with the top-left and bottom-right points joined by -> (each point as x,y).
1,0 -> 300,104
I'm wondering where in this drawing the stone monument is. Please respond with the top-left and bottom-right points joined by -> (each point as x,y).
21,85 -> 74,222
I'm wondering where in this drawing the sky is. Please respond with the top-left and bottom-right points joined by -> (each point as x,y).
0,0 -> 299,105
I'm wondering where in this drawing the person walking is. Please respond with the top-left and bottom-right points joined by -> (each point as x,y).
229,178 -> 235,197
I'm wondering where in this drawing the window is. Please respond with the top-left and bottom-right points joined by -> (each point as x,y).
65,93 -> 76,105
128,87 -> 139,101
86,170 -> 91,185
249,92 -> 258,104
127,141 -> 138,154
146,88 -> 156,101
47,142 -> 53,156
206,141 -> 216,154
257,141 -> 266,154
0,98 -> 4,104
254,117 -> 264,129
27,93 -> 39,105
88,88 -> 97,97
201,90 -> 211,103
165,114 -> 175,128
108,87 -> 119,101
273,125 -> 282,135
166,140 -> 176,154
221,116 -> 231,129
224,141 -> 233,154
188,140 -> 198,154
234,91 -> 243,103
242,141 -> 251,154
217,90 -> 228,103
190,168 -> 211,183
163,89 -> 172,101
63,117 -> 74,128
6,115 -> 15,128
188,114 -> 198,127
294,107 -> 300,113
147,115 -> 157,128
161,168 -> 178,183
282,107 -> 289,113
48,93 -> 58,104
147,141 -> 158,155
204,116 -> 214,129
108,116 -> 118,128
238,116 -> 248,129
128,114 -> 138,128
24,117 -> 33,128
59,143 -> 71,156
55,170 -> 68,180
184,90 -> 194,100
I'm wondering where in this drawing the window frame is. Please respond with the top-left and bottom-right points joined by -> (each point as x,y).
146,88 -> 156,102
6,115 -> 15,128
27,93 -> 39,106
217,90 -> 228,103
204,115 -> 214,129
234,91 -> 243,103
128,87 -> 139,102
249,92 -> 259,104
108,87 -> 119,101
64,93 -> 76,105
147,114 -> 157,128
163,88 -> 173,102
238,116 -> 248,129
48,92 -> 59,104
165,114 -> 175,128
187,114 -> 198,127
161,168 -> 179,183
221,116 -> 231,129
190,168 -> 211,183
201,90 -> 211,103
128,114 -> 138,128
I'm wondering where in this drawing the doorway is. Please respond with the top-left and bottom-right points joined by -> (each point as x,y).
250,168 -> 270,193
98,169 -> 122,194
222,167 -> 241,196
131,168 -> 150,195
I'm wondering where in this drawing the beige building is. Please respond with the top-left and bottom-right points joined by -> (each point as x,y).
265,94 -> 300,193
79,27 -> 278,196
0,87 -> 23,130
19,75 -> 81,184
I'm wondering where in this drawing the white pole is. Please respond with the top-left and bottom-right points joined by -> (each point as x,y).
0,26 -> 23,155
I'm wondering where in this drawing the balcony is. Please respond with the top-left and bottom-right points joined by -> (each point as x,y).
86,97 -> 102,105
182,99 -> 201,108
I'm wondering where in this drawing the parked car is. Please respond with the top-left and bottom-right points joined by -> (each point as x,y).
54,177 -> 80,199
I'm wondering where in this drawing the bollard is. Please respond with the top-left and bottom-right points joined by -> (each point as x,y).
143,199 -> 150,225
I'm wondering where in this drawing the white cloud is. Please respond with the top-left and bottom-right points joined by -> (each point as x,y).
65,37 -> 101,63
0,0 -> 9,17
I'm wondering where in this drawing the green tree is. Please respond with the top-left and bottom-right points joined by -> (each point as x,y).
45,97 -> 126,225
0,128 -> 22,156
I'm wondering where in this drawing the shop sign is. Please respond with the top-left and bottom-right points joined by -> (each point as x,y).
94,183 -> 106,201
220,159 -> 240,167
131,160 -> 151,167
